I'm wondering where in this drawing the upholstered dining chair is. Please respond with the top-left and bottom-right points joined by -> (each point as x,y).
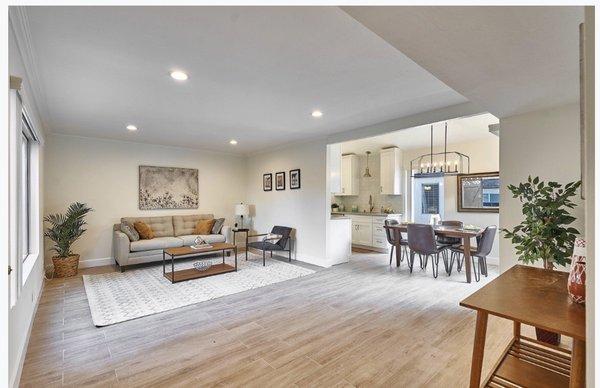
247,226 -> 292,266
384,219 -> 408,266
449,226 -> 497,281
406,224 -> 447,278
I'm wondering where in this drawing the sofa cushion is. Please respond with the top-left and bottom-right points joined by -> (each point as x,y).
134,221 -> 155,240
195,219 -> 215,235
122,216 -> 174,237
120,221 -> 139,241
129,237 -> 183,252
173,214 -> 213,236
178,234 -> 226,246
212,218 -> 225,234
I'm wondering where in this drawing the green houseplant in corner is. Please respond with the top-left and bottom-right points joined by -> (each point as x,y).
501,176 -> 581,345
44,202 -> 93,278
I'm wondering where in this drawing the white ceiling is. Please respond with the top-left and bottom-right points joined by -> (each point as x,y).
24,6 -> 467,154
343,6 -> 584,118
341,113 -> 498,155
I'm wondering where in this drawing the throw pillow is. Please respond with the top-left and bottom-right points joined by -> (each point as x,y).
212,218 -> 225,234
120,221 -> 139,242
195,219 -> 215,235
134,221 -> 155,240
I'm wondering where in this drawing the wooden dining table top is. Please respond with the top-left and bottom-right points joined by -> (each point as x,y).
460,265 -> 586,341
386,223 -> 484,238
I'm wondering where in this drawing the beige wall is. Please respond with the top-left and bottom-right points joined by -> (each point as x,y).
499,103 -> 583,272
245,139 -> 329,266
44,134 -> 247,266
403,136 -> 500,260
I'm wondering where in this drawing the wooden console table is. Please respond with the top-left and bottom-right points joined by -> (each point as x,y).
460,265 -> 585,388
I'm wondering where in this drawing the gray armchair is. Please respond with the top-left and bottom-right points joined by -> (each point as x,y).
247,226 -> 292,266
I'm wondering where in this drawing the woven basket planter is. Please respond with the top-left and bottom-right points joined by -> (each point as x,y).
52,254 -> 80,278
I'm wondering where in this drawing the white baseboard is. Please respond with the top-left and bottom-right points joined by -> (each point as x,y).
293,253 -> 329,268
78,257 -> 115,268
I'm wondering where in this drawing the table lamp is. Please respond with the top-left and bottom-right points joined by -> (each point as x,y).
235,203 -> 250,229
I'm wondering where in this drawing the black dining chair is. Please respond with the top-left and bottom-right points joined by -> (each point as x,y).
247,226 -> 292,266
384,219 -> 408,266
449,226 -> 497,281
407,224 -> 447,278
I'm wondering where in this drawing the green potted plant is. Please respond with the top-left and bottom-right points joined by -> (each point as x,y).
501,176 -> 581,344
44,202 -> 93,278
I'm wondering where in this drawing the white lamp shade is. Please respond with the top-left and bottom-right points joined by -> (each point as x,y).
235,204 -> 250,217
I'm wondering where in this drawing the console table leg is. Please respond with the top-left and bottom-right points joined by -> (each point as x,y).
570,338 -> 585,388
469,310 -> 488,388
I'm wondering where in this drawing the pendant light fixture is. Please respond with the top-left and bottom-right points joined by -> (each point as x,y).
409,122 -> 470,178
364,151 -> 372,178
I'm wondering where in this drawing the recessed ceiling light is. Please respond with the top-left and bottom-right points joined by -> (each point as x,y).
229,139 -> 238,145
170,71 -> 188,81
126,125 -> 138,131
312,110 -> 323,118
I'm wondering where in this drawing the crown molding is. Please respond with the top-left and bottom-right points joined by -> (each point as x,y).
9,6 -> 49,134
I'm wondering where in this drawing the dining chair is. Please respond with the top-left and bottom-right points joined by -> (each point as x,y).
449,226 -> 497,281
384,219 -> 408,266
407,224 -> 447,278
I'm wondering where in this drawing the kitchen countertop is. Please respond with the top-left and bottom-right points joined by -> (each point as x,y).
331,212 -> 402,217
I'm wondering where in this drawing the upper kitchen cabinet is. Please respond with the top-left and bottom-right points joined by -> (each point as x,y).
339,154 -> 359,196
328,143 -> 342,194
380,147 -> 403,195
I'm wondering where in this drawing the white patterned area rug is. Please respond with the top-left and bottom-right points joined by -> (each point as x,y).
83,254 -> 315,326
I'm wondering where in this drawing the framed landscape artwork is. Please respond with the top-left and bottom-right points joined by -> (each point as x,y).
275,172 -> 286,191
139,166 -> 198,210
263,173 -> 272,191
290,169 -> 301,189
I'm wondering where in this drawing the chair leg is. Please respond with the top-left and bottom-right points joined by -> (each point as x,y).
288,249 -> 291,262
422,254 -> 429,270
457,253 -> 464,272
472,256 -> 480,282
442,250 -> 450,276
270,251 -> 273,258
263,250 -> 266,266
482,256 -> 488,276
449,252 -> 456,275
432,254 -> 439,278
408,251 -> 415,273
389,245 -> 394,266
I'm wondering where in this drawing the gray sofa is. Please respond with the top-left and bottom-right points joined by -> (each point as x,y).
113,214 -> 231,270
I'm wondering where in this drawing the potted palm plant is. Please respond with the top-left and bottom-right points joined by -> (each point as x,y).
44,202 -> 93,278
502,176 -> 581,345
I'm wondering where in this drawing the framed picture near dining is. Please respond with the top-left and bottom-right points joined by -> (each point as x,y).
263,173 -> 272,191
290,169 -> 301,189
457,171 -> 500,213
275,171 -> 286,191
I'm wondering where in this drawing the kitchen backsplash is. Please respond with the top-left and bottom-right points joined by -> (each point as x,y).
332,152 -> 404,214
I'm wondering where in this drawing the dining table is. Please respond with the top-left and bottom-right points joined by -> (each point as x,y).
386,223 -> 484,283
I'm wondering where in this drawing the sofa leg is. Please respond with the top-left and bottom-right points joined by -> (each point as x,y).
118,264 -> 125,273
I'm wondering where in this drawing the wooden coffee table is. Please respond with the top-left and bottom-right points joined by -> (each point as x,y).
163,243 -> 237,283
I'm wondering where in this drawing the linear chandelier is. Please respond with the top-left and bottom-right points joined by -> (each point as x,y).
410,122 -> 470,178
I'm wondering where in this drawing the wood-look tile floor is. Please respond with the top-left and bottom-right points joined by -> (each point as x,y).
20,251 -> 519,387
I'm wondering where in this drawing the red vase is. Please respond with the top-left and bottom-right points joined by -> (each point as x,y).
567,238 -> 586,304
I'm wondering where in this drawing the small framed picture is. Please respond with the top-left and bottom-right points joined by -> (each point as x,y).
290,169 -> 301,189
263,173 -> 272,191
275,171 -> 286,191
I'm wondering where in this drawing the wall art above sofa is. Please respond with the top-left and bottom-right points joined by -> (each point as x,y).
139,165 -> 198,210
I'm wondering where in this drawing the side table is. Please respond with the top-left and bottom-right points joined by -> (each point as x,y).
232,228 -> 249,261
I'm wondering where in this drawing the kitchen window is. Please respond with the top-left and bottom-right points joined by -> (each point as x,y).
421,183 -> 440,214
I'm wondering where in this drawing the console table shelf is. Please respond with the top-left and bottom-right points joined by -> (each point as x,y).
484,336 -> 571,388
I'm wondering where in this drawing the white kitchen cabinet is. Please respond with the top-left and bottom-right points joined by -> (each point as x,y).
380,147 -> 402,195
328,143 -> 342,194
352,221 -> 373,246
339,154 -> 359,196
348,214 -> 401,251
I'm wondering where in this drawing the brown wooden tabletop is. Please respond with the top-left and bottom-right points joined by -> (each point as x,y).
460,265 -> 585,340
386,224 -> 484,283
165,243 -> 236,256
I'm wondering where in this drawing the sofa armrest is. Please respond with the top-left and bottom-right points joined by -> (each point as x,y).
113,230 -> 130,266
220,225 -> 232,244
